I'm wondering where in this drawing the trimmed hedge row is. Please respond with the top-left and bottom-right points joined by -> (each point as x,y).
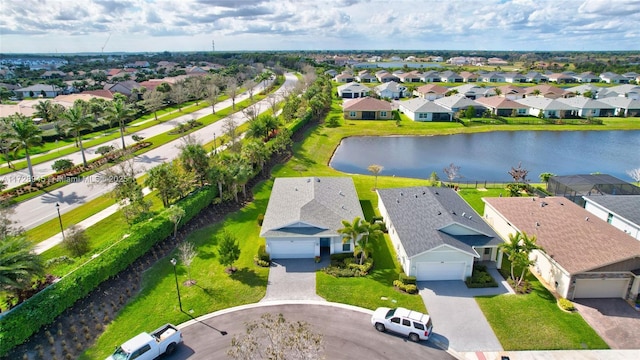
0,185 -> 218,356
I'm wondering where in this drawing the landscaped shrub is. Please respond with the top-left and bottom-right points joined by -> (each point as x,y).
0,184 -> 218,356
465,265 -> 498,288
257,214 -> 264,226
399,273 -> 417,285
557,298 -> 575,312
51,159 -> 74,172
254,244 -> 270,267
393,280 -> 418,294
323,256 -> 373,277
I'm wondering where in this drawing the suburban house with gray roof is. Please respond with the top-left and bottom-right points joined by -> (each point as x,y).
260,177 -> 364,259
483,196 -> 640,300
435,94 -> 485,116
398,98 -> 453,121
555,97 -> 616,117
597,96 -> 640,117
515,97 -> 575,118
337,82 -> 370,99
583,195 -> 640,241
377,187 -> 502,281
374,81 -> 406,99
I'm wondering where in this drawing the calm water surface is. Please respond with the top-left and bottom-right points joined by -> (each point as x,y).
329,131 -> 640,182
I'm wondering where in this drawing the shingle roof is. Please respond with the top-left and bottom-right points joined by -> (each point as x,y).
435,94 -> 481,109
475,96 -> 528,109
343,97 -> 392,111
399,98 -> 452,113
483,196 -> 640,274
583,195 -> 640,227
378,187 -> 501,258
415,84 -> 448,95
598,97 -> 640,109
515,97 -> 575,111
555,97 -> 614,109
260,177 -> 364,238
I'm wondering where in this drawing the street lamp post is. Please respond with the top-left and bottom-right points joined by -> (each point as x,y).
170,258 -> 183,312
213,132 -> 217,155
55,203 -> 65,240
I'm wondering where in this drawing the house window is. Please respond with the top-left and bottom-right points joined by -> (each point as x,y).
380,111 -> 387,117
342,243 -> 351,252
607,213 -> 613,224
518,109 -> 527,114
484,248 -> 491,255
418,113 -> 428,119
349,111 -> 356,117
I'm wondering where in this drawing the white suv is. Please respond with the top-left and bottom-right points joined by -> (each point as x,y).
370,307 -> 433,342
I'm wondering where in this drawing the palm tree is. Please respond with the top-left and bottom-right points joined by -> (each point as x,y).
88,97 -> 107,122
338,217 -> 367,258
356,221 -> 382,265
62,102 -> 94,167
0,234 -> 44,303
0,118 -> 18,169
5,115 -> 42,185
107,94 -> 134,150
33,99 -> 63,123
178,136 -> 210,186
498,231 -> 541,293
242,140 -> 271,175
368,164 -> 383,190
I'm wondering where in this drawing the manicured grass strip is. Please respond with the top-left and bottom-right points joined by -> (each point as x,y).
457,188 -> 507,215
80,180 -> 271,360
475,279 -> 609,350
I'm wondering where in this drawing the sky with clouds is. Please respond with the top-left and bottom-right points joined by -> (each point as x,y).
1,0 -> 639,54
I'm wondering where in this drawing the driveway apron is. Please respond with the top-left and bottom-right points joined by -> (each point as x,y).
419,277 -> 509,352
261,259 -> 326,302
573,298 -> 640,349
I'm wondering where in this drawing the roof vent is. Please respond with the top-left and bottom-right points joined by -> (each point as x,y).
468,215 -> 472,220
414,194 -> 418,198
536,222 -> 540,227
295,187 -> 298,191
585,217 -> 589,221
461,212 -> 466,217
396,199 -> 400,203
339,191 -> 344,196
400,192 -> 404,196
342,205 -> 346,209
422,191 -> 426,195
316,178 -> 320,182
451,210 -> 456,215
438,211 -> 441,215
435,191 -> 439,195
307,178 -> 311,183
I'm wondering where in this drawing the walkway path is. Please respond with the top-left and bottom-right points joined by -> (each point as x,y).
12,73 -> 297,232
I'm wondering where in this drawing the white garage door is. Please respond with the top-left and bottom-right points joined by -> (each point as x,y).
417,262 -> 466,281
574,278 -> 629,299
267,240 -> 315,259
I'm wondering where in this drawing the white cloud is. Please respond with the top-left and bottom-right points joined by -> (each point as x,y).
0,0 -> 638,53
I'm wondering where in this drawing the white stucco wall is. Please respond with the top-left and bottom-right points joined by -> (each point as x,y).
410,247 -> 474,279
532,249 -> 572,298
584,201 -> 640,240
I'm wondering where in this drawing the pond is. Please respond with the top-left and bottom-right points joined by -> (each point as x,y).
329,131 -> 640,183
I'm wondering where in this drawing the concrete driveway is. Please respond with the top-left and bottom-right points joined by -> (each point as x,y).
573,298 -> 640,349
419,268 -> 512,352
169,303 -> 455,360
261,259 -> 326,302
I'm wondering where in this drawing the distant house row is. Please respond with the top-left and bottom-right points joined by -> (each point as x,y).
339,82 -> 640,121
328,68 -> 640,85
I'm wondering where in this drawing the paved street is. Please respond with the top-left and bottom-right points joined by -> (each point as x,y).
9,73 -> 298,230
167,303 -> 456,360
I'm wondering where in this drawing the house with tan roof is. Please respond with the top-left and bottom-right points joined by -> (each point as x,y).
523,84 -> 571,99
475,96 -> 529,117
413,84 -> 448,100
496,85 -> 526,100
342,97 -> 393,120
458,71 -> 478,83
334,72 -> 355,83
483,196 -> 640,300
396,71 -> 422,83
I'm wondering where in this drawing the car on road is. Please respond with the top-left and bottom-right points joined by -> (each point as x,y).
106,323 -> 182,360
371,307 -> 433,342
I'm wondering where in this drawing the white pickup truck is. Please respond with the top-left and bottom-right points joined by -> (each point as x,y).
106,323 -> 183,360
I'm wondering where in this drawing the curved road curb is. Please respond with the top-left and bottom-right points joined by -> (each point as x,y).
175,300 -> 464,360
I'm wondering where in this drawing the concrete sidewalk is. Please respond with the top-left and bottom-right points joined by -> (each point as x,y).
459,350 -> 640,360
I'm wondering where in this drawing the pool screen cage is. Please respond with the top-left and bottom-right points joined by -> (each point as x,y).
547,174 -> 640,206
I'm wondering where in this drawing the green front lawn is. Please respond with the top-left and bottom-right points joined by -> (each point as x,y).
81,180 -> 272,360
476,275 -> 609,350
